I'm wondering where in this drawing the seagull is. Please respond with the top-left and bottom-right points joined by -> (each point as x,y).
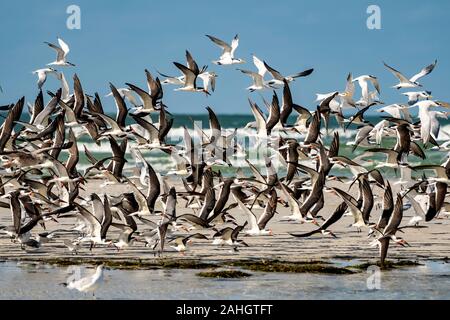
65,265 -> 104,296
45,38 -> 75,67
32,68 -> 57,89
383,60 -> 437,89
206,34 -> 245,65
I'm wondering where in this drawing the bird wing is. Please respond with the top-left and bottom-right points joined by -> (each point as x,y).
233,194 -> 259,231
206,106 -> 221,143
230,34 -> 239,57
345,73 -> 355,96
95,113 -> 122,132
57,38 -> 70,57
404,193 -> 425,219
239,69 -> 264,87
177,214 -> 208,228
74,203 -> 101,239
331,187 -> 365,225
65,128 -> 79,175
248,99 -> 266,137
206,35 -> 231,55
58,72 -> 70,100
257,189 -> 277,229
263,61 -> 284,80
410,60 -> 437,83
383,195 -> 403,236
109,83 -> 128,128
131,114 -> 160,145
126,83 -> 153,109
253,55 -> 267,76
90,194 -> 105,223
45,41 -> 65,61
383,62 -> 410,84
370,77 -> 381,95
365,148 -> 399,163
185,50 -> 200,75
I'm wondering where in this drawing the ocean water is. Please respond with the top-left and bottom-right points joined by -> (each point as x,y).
63,113 -> 450,178
0,261 -> 449,299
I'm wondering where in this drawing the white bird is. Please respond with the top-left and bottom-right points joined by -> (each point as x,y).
106,88 -> 140,108
173,62 -> 210,95
45,38 -> 75,67
66,265 -> 104,296
383,60 -> 437,89
32,68 -> 58,89
353,75 -> 381,107
402,91 -> 432,106
377,104 -> 412,122
411,100 -> 442,144
238,69 -> 268,92
236,55 -> 272,91
206,34 -> 245,65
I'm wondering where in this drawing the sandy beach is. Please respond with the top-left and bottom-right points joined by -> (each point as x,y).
1,178 -> 449,268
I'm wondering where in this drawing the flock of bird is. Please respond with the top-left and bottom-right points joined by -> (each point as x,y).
1,34 -> 449,276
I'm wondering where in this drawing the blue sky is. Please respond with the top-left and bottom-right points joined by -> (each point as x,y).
0,0 -> 449,114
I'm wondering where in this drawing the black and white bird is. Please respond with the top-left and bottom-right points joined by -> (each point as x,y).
45,38 -> 75,67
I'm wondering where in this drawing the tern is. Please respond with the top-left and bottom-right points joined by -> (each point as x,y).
383,60 -> 437,89
65,265 -> 104,296
45,38 -> 75,67
206,34 -> 245,65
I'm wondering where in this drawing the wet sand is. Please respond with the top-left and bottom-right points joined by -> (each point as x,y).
1,179 -> 449,267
